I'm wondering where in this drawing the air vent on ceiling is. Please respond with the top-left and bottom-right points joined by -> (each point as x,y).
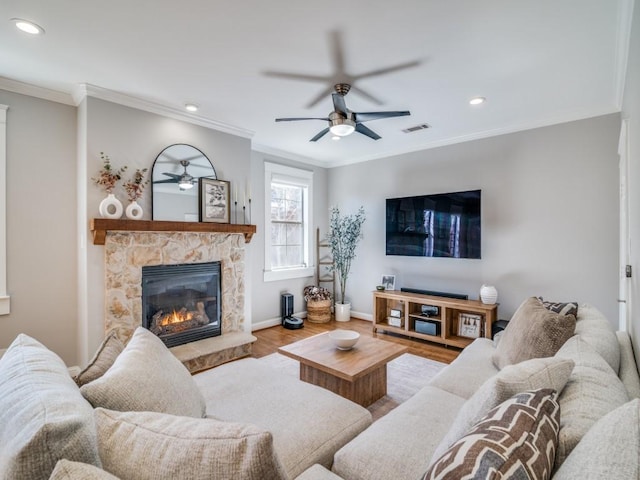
402,123 -> 431,133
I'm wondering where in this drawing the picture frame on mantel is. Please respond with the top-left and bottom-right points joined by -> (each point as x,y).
199,178 -> 230,223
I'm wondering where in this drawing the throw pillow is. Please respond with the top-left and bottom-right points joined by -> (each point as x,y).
553,399 -> 639,479
492,297 -> 576,369
94,408 -> 287,480
80,327 -> 206,418
554,336 -> 629,469
74,331 -> 124,387
430,356 -> 574,462
0,334 -> 102,479
50,460 -> 120,480
423,389 -> 560,480
537,296 -> 579,317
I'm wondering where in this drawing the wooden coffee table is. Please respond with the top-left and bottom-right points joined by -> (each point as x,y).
278,331 -> 408,407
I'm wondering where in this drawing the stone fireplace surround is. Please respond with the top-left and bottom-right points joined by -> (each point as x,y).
100,224 -> 256,372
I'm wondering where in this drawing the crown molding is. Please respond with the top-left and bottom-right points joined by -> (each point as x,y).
252,142 -> 331,168
72,84 -> 254,139
0,76 -> 75,105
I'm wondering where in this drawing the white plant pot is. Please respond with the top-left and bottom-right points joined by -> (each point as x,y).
335,302 -> 351,322
99,193 -> 123,219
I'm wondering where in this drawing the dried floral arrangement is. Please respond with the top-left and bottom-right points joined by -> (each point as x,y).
123,168 -> 149,202
92,152 -> 127,194
303,285 -> 332,302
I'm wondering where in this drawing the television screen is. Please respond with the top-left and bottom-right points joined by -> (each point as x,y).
386,190 -> 481,258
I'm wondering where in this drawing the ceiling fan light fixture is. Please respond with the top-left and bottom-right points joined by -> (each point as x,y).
329,117 -> 356,137
469,96 -> 486,105
178,179 -> 194,189
11,18 -> 44,35
185,103 -> 198,112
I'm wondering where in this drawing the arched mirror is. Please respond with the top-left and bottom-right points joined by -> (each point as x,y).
151,144 -> 216,221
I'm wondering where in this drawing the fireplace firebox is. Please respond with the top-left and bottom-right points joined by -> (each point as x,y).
141,262 -> 221,348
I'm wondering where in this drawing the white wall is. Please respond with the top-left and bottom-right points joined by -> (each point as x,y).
622,0 -> 640,369
249,151 -> 329,328
0,90 -> 79,364
328,114 -> 621,324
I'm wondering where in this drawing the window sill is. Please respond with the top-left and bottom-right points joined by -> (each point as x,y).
264,267 -> 314,282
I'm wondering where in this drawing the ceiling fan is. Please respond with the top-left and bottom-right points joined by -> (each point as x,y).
153,160 -> 195,190
275,83 -> 411,142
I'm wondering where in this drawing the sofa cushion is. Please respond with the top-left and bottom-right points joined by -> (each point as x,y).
423,389 -> 560,480
492,297 -> 576,369
74,331 -> 124,387
431,356 -> 574,462
429,338 -> 499,399
332,385 -> 466,480
553,399 -> 640,479
0,334 -> 102,479
554,336 -> 629,469
616,331 -> 640,398
80,327 -> 206,417
94,408 -> 286,480
574,303 -> 620,374
193,357 -> 371,479
49,460 -> 120,480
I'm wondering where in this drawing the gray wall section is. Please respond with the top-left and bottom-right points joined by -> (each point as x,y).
622,2 -> 640,371
328,114 -> 621,323
0,90 -> 78,365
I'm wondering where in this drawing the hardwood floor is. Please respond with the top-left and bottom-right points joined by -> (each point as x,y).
251,318 -> 461,364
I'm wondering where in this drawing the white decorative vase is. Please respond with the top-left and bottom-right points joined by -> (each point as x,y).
125,200 -> 143,220
334,302 -> 351,322
99,193 -> 123,219
480,285 -> 498,304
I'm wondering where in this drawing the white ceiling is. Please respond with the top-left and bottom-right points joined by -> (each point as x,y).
0,0 -> 632,167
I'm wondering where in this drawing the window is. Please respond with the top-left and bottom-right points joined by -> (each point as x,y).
264,162 -> 313,282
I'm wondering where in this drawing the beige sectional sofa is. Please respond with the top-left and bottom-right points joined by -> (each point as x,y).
299,300 -> 640,480
1,298 -> 638,479
0,327 -> 371,480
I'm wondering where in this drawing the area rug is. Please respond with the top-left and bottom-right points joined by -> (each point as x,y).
258,352 -> 446,422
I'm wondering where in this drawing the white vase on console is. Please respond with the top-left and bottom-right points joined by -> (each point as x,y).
480,285 -> 498,304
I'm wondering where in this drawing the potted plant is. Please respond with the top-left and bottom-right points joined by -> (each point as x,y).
303,285 -> 332,323
123,168 -> 149,219
327,206 -> 366,322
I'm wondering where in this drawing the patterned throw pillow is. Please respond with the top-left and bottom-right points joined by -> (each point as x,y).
423,389 -> 560,480
537,297 -> 579,318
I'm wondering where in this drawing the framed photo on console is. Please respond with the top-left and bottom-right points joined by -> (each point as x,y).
381,275 -> 396,291
458,313 -> 482,339
199,178 -> 230,223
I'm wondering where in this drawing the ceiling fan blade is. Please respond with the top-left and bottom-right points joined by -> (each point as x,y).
162,172 -> 181,179
306,85 -> 336,109
355,123 -> 381,140
310,128 -> 330,142
348,85 -> 384,105
354,111 -> 411,123
153,179 -> 178,184
275,117 -> 330,122
332,93 -> 348,116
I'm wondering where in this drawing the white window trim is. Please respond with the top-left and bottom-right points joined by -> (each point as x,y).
0,105 -> 10,314
264,162 -> 314,282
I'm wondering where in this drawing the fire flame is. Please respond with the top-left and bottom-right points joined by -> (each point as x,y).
158,309 -> 194,326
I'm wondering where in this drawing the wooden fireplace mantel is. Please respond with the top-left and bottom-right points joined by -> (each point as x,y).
90,218 -> 257,245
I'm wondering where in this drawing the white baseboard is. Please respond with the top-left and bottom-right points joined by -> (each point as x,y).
350,310 -> 373,321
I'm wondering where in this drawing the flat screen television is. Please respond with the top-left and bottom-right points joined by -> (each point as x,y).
386,189 -> 481,258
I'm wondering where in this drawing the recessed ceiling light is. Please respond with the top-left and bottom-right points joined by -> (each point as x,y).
469,97 -> 486,106
11,18 -> 44,35
185,104 -> 198,112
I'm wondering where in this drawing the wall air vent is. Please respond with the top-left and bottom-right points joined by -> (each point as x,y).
402,123 -> 431,133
